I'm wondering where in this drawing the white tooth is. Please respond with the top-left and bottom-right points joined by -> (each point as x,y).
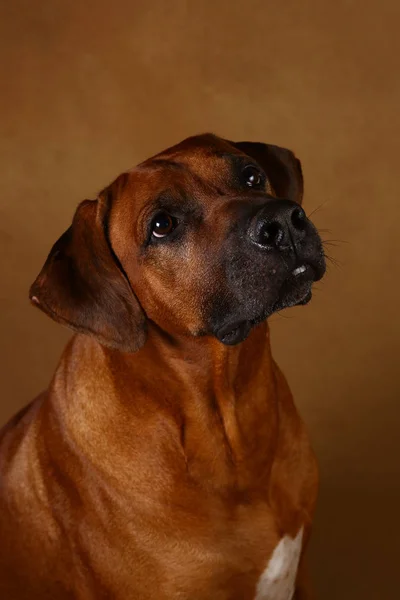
293,265 -> 306,276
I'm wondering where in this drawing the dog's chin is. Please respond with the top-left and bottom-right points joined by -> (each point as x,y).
215,268 -> 316,346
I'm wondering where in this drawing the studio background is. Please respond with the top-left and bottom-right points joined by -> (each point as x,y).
1,2 -> 399,598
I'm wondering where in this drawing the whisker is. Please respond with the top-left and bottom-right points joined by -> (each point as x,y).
324,254 -> 343,269
275,311 -> 292,319
307,201 -> 329,219
270,310 -> 292,321
322,241 -> 340,248
322,238 -> 349,245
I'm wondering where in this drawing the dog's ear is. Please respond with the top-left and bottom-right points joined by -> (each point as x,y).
29,181 -> 147,353
230,141 -> 304,205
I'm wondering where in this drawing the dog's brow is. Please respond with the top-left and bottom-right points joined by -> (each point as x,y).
217,152 -> 244,161
152,191 -> 203,217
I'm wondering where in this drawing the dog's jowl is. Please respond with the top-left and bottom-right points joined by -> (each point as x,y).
0,134 -> 325,599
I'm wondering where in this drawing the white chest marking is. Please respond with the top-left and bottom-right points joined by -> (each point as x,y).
254,527 -> 303,600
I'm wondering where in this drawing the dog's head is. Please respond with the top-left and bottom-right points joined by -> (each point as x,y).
30,134 -> 325,351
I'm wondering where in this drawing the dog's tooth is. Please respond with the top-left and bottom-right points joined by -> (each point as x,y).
292,265 -> 306,276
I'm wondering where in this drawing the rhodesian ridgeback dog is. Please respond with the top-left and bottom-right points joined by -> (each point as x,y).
0,134 -> 325,599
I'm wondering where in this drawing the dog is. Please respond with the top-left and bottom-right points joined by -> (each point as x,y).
0,134 -> 325,599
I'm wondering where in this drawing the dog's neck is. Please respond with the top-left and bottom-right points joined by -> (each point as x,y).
127,320 -> 278,448
49,322 -> 282,490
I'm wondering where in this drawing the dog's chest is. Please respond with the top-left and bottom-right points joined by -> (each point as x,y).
254,527 -> 303,600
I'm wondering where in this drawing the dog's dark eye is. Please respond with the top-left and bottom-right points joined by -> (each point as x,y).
242,165 -> 263,188
151,212 -> 177,239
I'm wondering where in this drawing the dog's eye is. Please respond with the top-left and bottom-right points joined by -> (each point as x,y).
151,212 -> 177,239
242,165 -> 263,188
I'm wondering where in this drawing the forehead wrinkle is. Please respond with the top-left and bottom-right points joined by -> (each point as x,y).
158,151 -> 235,199
139,158 -> 224,214
144,157 -> 187,171
144,137 -> 239,186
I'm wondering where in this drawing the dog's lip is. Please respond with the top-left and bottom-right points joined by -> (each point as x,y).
296,289 -> 313,305
274,264 -> 316,309
216,320 -> 252,344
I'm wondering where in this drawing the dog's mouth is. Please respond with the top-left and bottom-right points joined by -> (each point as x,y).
215,262 -> 321,346
274,263 -> 316,308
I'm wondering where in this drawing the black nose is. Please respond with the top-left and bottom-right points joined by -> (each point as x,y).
251,199 -> 308,250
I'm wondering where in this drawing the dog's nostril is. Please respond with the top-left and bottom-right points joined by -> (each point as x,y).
259,221 -> 284,247
291,207 -> 307,231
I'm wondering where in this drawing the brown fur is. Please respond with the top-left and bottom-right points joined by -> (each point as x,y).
0,134 -> 320,599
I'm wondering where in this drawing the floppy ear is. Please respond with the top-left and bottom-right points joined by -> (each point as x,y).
29,184 -> 147,353
230,141 -> 304,205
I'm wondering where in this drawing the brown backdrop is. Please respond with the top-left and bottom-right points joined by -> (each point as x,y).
1,1 -> 399,598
